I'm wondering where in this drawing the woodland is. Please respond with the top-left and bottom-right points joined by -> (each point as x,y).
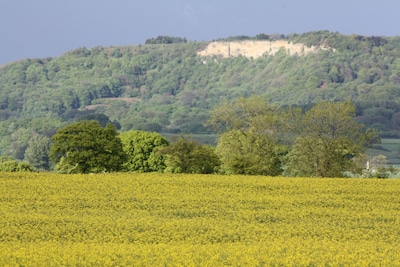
21,99 -> 377,178
1,31 -> 400,161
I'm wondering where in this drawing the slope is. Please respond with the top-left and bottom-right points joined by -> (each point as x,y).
1,31 -> 400,158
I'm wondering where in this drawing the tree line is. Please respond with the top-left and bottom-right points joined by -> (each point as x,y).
22,120 -> 219,175
2,31 -> 400,160
4,97 -> 394,178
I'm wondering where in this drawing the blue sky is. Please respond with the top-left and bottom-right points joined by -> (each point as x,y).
1,0 -> 399,64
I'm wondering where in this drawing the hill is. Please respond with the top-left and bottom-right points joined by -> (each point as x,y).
1,31 -> 400,159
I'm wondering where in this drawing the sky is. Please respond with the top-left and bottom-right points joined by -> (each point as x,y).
1,0 -> 400,64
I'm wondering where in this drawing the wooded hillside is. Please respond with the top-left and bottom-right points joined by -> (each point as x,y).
1,31 -> 400,159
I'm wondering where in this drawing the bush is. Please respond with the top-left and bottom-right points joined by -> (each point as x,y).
0,160 -> 34,172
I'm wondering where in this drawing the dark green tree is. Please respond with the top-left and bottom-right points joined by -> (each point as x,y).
24,135 -> 52,170
50,120 -> 126,173
159,136 -> 220,174
119,130 -> 169,172
75,113 -> 113,128
283,101 -> 378,177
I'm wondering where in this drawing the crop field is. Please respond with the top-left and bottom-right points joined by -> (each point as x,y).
369,138 -> 400,166
1,173 -> 400,266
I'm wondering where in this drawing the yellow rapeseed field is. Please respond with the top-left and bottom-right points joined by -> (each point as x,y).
1,172 -> 399,266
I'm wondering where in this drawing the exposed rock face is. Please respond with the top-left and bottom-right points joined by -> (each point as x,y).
198,40 -> 331,58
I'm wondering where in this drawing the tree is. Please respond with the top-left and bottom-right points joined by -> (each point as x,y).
145,36 -> 187,44
75,113 -> 113,128
208,96 -> 287,175
0,156 -> 34,172
216,129 -> 286,175
159,136 -> 220,174
119,130 -> 169,172
24,135 -> 52,170
50,120 -> 126,173
283,101 -> 378,177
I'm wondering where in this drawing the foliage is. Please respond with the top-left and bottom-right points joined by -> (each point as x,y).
119,130 -> 169,172
2,31 -> 400,155
0,156 -> 34,172
145,36 -> 187,44
24,135 -> 52,170
209,96 -> 287,175
0,156 -> 14,162
1,173 -> 400,265
216,130 -> 287,175
283,101 -> 378,177
362,154 -> 398,178
50,121 -> 126,173
75,113 -> 113,127
159,136 -> 220,174
209,97 -> 377,177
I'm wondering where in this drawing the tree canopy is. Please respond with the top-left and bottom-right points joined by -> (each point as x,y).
208,96 -> 287,175
209,97 -> 377,177
0,156 -> 34,172
282,101 -> 378,177
159,136 -> 220,174
1,31 -> 400,159
24,135 -> 52,170
50,120 -> 126,173
119,130 -> 169,172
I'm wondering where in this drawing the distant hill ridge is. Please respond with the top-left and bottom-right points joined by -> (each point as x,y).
198,40 -> 332,58
2,31 -> 400,160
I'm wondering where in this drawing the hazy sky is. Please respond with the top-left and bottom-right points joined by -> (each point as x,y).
1,0 -> 399,64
